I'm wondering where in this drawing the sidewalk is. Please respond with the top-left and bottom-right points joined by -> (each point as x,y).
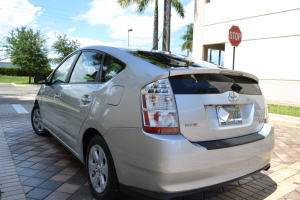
269,114 -> 300,127
0,119 -> 26,200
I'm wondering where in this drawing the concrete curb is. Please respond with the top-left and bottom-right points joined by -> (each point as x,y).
10,83 -> 40,87
269,113 -> 300,124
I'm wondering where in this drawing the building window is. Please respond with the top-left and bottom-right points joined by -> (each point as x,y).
207,49 -> 224,66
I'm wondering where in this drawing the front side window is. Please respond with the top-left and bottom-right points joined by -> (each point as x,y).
52,54 -> 77,84
69,51 -> 103,83
101,54 -> 125,82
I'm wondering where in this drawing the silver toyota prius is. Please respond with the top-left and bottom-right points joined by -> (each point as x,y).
32,45 -> 274,200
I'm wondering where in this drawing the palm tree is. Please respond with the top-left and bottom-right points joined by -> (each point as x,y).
180,23 -> 193,56
118,0 -> 184,50
162,0 -> 184,52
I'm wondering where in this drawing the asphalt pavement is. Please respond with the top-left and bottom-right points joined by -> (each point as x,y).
0,83 -> 40,114
0,83 -> 40,95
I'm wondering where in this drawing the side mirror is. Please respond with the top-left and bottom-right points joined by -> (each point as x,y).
34,75 -> 49,84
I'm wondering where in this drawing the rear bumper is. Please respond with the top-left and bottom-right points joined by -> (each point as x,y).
120,163 -> 270,200
104,123 -> 274,196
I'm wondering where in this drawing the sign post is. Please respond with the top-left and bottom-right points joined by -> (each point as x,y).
229,26 -> 242,70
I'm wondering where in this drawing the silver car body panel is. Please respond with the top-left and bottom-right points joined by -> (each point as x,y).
104,123 -> 274,193
40,84 -> 62,135
175,93 -> 265,142
56,83 -> 101,150
34,45 -> 274,195
107,85 -> 125,106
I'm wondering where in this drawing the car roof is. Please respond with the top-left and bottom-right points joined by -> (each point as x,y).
77,45 -> 220,68
75,45 -> 259,81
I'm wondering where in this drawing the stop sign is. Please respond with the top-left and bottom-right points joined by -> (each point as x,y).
229,26 -> 242,47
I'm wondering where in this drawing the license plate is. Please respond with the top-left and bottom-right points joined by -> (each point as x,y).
216,105 -> 242,125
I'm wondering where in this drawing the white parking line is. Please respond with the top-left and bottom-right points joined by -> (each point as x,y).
11,104 -> 29,114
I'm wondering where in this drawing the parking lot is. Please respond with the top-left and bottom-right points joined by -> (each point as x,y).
1,83 -> 300,200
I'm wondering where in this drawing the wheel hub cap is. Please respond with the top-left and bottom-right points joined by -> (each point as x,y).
88,144 -> 108,193
33,108 -> 44,132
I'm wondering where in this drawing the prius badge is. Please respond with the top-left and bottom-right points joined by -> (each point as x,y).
185,123 -> 198,127
228,92 -> 238,102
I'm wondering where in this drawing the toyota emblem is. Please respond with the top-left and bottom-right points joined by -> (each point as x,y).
228,92 -> 238,102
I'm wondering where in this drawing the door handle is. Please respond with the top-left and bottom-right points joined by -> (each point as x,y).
54,93 -> 60,101
81,95 -> 91,104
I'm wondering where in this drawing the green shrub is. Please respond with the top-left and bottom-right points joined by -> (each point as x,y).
0,67 -> 19,76
0,67 -> 53,76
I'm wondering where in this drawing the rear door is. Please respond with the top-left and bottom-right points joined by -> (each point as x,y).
169,70 -> 266,142
56,50 -> 104,150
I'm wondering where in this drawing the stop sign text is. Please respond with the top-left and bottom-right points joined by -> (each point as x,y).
229,32 -> 242,41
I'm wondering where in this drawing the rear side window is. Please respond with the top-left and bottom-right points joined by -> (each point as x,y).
101,54 -> 125,82
69,51 -> 103,83
169,74 -> 262,95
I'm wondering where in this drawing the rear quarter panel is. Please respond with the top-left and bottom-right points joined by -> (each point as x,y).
77,48 -> 169,157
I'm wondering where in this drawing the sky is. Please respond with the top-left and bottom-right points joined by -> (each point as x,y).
0,0 -> 195,61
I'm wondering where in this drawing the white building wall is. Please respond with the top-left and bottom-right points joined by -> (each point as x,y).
225,36 -> 300,80
204,0 -> 300,26
194,0 -> 300,105
192,0 -> 206,59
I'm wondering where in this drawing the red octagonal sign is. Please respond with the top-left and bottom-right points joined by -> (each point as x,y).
229,26 -> 242,47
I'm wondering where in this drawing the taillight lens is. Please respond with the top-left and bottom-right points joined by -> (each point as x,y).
141,78 -> 179,134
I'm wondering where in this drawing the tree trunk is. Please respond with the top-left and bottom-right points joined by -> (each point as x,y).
162,0 -> 171,52
152,0 -> 159,50
28,70 -> 32,84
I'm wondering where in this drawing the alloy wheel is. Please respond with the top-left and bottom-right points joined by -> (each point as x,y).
32,108 -> 44,132
88,144 -> 109,193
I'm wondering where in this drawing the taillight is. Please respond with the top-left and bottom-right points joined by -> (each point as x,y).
141,78 -> 179,134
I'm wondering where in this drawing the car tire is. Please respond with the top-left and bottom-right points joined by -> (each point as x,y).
31,104 -> 50,136
86,135 -> 122,200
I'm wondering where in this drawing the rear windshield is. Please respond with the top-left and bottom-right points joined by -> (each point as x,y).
127,51 -> 200,68
169,74 -> 262,95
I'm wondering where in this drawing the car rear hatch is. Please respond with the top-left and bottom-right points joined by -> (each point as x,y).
168,69 -> 266,142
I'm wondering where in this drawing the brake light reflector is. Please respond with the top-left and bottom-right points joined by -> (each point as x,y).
141,79 -> 179,134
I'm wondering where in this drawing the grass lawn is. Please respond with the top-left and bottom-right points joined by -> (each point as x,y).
0,75 -> 36,84
268,104 -> 300,117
